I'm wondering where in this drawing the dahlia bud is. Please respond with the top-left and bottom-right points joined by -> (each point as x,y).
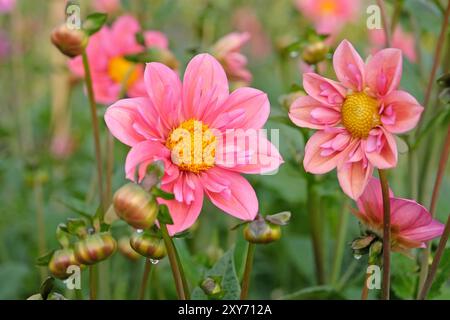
113,183 -> 158,229
279,90 -> 305,112
200,277 -> 224,300
243,217 -> 281,244
118,236 -> 141,261
130,230 -> 166,260
301,41 -> 329,65
154,48 -> 179,70
48,248 -> 80,279
74,232 -> 117,265
50,24 -> 87,58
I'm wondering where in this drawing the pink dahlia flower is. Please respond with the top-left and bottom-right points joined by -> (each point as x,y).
354,177 -> 444,251
294,0 -> 359,35
369,26 -> 417,63
289,40 -> 423,199
68,15 -> 169,104
105,53 -> 283,235
92,0 -> 121,15
211,32 -> 252,84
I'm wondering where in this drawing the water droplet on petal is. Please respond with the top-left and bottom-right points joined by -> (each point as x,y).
353,254 -> 362,260
150,259 -> 159,265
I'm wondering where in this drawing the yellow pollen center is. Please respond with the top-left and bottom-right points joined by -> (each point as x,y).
341,92 -> 381,138
319,0 -> 336,14
108,56 -> 140,88
166,119 -> 216,173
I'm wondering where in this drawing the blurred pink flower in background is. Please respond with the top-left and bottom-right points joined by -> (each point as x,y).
232,6 -> 271,59
50,132 -> 76,160
354,177 -> 444,251
68,15 -> 169,104
289,40 -> 423,199
0,30 -> 11,60
294,0 -> 360,35
369,26 -> 417,62
0,0 -> 15,13
92,0 -> 121,15
211,32 -> 252,84
105,54 -> 283,235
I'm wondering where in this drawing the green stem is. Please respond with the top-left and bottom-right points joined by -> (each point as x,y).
240,242 -> 256,300
81,50 -> 105,212
89,265 -> 97,300
376,0 -> 392,47
139,259 -> 153,300
307,177 -> 325,284
330,201 -> 349,286
160,223 -> 187,300
105,133 -> 114,205
33,180 -> 47,281
378,169 -> 391,300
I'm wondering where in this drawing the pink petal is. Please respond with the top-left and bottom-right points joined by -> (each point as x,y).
401,220 -> 445,243
110,15 -> 143,55
356,177 -> 394,223
303,129 -> 349,174
210,87 -> 269,130
159,173 -> 204,235
202,167 -> 258,221
337,144 -> 374,200
289,96 -> 341,129
380,90 -> 423,133
182,53 -> 229,121
303,73 -> 346,107
216,132 -> 283,174
125,140 -> 170,181
105,98 -> 158,146
366,48 -> 402,97
365,127 -> 398,169
144,62 -> 182,129
333,39 -> 365,91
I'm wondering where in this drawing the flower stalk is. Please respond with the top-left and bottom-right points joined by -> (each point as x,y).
376,0 -> 392,47
240,242 -> 256,300
378,169 -> 391,300
139,258 -> 153,300
159,222 -> 187,300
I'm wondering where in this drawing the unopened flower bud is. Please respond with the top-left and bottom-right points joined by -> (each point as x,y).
74,232 -> 116,265
243,218 -> 281,244
113,183 -> 158,229
50,24 -> 87,58
152,48 -> 179,70
130,231 -> 166,260
279,91 -> 305,112
302,41 -> 329,65
200,277 -> 224,300
118,236 -> 141,261
48,248 -> 80,279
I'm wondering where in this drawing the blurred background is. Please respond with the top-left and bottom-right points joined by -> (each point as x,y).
0,0 -> 449,299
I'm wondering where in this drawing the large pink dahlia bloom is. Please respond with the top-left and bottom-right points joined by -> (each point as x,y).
354,178 -> 444,251
289,40 -> 423,199
69,15 -> 169,104
105,53 -> 283,235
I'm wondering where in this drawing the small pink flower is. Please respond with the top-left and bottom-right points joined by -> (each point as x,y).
369,26 -> 417,63
211,32 -> 252,84
105,54 -> 283,235
354,177 -> 444,251
294,0 -> 359,35
289,40 -> 423,199
0,0 -> 15,13
0,30 -> 11,60
92,0 -> 121,15
68,15 -> 169,104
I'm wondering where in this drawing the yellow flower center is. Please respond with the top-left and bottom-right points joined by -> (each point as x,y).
319,0 -> 337,14
108,56 -> 140,88
341,92 -> 381,138
166,119 -> 216,173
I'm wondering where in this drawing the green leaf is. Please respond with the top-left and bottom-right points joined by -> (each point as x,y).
191,247 -> 241,300
135,31 -> 146,47
391,254 -> 418,299
280,285 -> 345,300
158,204 -> 174,225
36,250 -> 56,266
39,277 -> 55,300
83,13 -> 108,36
66,218 -> 88,238
57,197 -> 94,222
152,187 -> 175,200
428,248 -> 450,299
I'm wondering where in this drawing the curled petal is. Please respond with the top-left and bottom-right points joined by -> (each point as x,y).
289,96 -> 341,129
380,90 -> 423,133
125,140 -> 170,181
303,73 -> 346,107
366,48 -> 402,97
365,127 -> 398,169
333,39 -> 365,91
